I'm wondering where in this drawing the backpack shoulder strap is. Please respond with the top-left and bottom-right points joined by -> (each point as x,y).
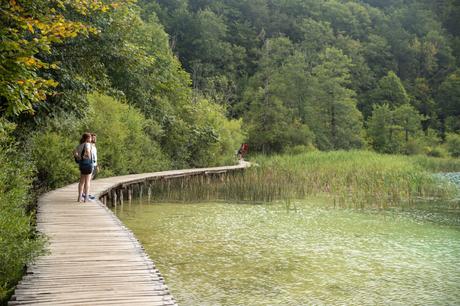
81,143 -> 92,161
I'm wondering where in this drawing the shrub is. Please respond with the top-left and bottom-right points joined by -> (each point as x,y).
0,121 -> 45,303
426,146 -> 449,158
446,133 -> 460,157
86,94 -> 171,175
27,94 -> 172,189
404,138 -> 426,155
185,98 -> 245,167
284,144 -> 317,155
30,131 -> 81,190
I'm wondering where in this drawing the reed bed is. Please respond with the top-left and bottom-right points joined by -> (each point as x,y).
411,155 -> 460,172
146,151 -> 459,208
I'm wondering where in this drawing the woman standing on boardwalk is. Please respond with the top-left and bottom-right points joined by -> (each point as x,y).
75,133 -> 93,202
90,133 -> 98,180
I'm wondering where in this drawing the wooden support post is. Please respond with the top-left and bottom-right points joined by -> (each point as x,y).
139,184 -> 144,200
112,190 -> 117,207
128,186 -> 132,204
147,185 -> 152,203
119,188 -> 124,206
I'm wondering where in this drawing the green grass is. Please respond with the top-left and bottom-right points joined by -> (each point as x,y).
411,154 -> 460,172
145,150 -> 459,208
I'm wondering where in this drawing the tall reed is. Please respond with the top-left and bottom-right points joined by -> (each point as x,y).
144,151 -> 459,208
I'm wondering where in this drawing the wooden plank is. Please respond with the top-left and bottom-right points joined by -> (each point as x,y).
9,161 -> 250,305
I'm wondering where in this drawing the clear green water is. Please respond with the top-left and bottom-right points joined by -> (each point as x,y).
113,199 -> 460,306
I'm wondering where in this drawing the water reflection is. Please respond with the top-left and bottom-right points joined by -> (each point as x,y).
114,199 -> 460,305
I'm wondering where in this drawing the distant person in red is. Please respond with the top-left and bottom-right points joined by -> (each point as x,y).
237,143 -> 249,160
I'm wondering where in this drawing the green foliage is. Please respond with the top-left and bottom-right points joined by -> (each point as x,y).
244,41 -> 361,152
26,94 -> 174,190
30,132 -> 80,190
367,71 -> 410,112
368,103 -> 425,154
446,133 -> 460,157
1,1 -> 460,300
367,104 -> 393,153
171,150 -> 459,207
0,0 -> 119,116
412,154 -> 460,172
0,122 -> 45,302
184,98 -> 245,167
3,0 -> 459,161
414,129 -> 444,156
99,6 -> 192,116
86,94 -> 171,176
437,69 -> 460,133
284,144 -> 318,155
309,47 -> 364,150
445,116 -> 460,134
148,0 -> 460,153
362,34 -> 396,78
393,103 -> 424,144
245,93 -> 295,153
244,37 -> 314,153
409,77 -> 437,129
213,114 -> 246,164
426,146 -> 449,158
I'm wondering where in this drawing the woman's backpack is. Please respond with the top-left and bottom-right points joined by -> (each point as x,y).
78,144 -> 93,171
74,146 -> 82,164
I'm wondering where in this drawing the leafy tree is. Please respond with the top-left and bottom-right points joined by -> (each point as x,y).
271,51 -> 312,123
149,0 -> 460,154
245,91 -> 293,153
364,71 -> 409,117
0,0 -> 118,116
309,47 -> 364,150
367,104 -> 394,153
298,18 -> 334,59
363,34 -> 396,78
408,77 -> 437,130
393,103 -> 424,146
243,39 -> 292,153
376,71 -> 410,106
368,103 -> 424,154
335,35 -> 374,98
244,37 -> 313,152
86,94 -> 170,175
185,97 -> 245,166
437,69 -> 460,133
445,133 -> 460,157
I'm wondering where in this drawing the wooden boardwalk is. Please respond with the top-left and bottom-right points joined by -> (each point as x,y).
10,162 -> 249,305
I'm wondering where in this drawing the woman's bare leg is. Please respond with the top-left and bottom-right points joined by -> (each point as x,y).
83,174 -> 91,202
77,175 -> 85,202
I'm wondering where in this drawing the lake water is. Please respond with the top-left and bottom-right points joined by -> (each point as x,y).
113,198 -> 460,305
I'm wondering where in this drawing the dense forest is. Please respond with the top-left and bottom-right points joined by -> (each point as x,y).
0,0 -> 459,301
146,0 -> 460,154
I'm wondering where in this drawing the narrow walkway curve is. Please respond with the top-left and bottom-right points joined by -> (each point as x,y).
10,161 -> 250,305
